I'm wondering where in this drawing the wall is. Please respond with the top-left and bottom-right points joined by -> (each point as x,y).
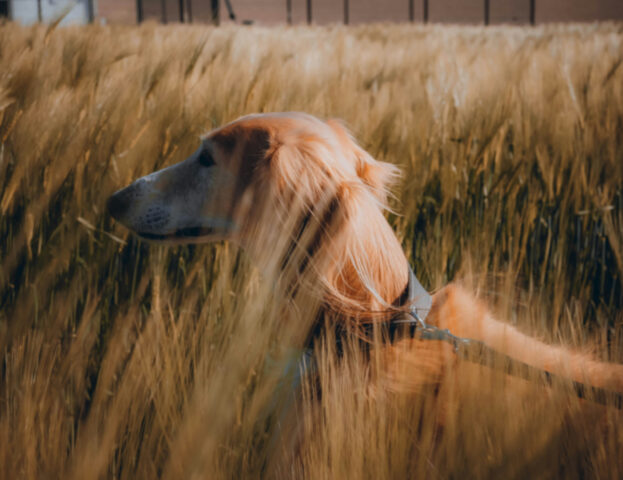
83,0 -> 623,26
98,0 -> 134,23
11,0 -> 90,24
537,0 -> 623,22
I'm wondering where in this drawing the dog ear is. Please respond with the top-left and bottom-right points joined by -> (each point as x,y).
353,147 -> 400,204
326,119 -> 400,205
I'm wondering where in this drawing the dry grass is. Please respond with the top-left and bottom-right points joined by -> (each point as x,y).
0,20 -> 622,478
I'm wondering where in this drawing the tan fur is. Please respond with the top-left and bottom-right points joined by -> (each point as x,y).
230,114 -> 623,397
109,112 -> 623,399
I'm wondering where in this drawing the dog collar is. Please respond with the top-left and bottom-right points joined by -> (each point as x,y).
305,264 -> 432,350
397,265 -> 432,320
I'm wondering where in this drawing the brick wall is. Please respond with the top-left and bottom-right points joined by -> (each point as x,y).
537,0 -> 623,22
98,0 -> 135,23
96,0 -> 623,25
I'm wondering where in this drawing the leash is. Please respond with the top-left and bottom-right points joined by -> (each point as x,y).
380,266 -> 623,409
388,308 -> 623,409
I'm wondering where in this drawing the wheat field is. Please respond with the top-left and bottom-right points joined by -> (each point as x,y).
0,20 -> 622,479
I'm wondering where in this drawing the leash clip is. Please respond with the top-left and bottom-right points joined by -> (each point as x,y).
397,310 -> 471,354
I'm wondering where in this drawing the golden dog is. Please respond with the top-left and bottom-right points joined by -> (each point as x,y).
107,112 -> 623,397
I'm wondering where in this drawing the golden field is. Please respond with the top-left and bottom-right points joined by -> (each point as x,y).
0,20 -> 622,478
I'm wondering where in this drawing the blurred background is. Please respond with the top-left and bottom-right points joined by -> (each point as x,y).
2,0 -> 622,27
1,0 -> 622,475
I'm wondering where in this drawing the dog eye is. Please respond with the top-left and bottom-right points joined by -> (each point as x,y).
198,149 -> 215,168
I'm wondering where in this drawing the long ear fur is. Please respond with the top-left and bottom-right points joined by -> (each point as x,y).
260,121 -> 408,322
326,119 -> 401,206
321,182 -> 409,320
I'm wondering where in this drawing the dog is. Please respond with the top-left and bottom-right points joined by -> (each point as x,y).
107,112 -> 623,399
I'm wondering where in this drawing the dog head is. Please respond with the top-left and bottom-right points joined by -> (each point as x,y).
108,112 -> 406,313
106,116 -> 269,244
108,112 -> 396,245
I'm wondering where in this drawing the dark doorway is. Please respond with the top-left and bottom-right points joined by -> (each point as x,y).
0,0 -> 9,18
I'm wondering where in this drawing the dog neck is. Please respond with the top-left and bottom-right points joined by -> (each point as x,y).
323,216 -> 410,320
283,198 -> 410,323
237,180 -> 410,327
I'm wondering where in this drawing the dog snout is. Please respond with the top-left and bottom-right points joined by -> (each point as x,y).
107,187 -> 133,221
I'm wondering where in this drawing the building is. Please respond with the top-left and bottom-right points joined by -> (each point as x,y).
2,0 -> 94,24
99,0 -> 623,26
2,0 -> 622,26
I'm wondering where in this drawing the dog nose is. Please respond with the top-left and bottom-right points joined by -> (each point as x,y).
107,189 -> 130,221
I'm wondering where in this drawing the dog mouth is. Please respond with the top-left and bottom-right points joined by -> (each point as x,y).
137,226 -> 216,241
